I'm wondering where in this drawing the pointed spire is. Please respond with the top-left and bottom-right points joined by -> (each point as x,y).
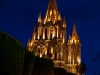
44,0 -> 58,21
38,12 -> 42,22
58,11 -> 62,20
32,26 -> 37,40
63,16 -> 66,27
48,0 -> 58,10
72,23 -> 78,39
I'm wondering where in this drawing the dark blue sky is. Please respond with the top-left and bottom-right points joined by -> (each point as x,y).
0,0 -> 100,74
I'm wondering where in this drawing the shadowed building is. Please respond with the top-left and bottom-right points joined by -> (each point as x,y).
27,0 -> 81,74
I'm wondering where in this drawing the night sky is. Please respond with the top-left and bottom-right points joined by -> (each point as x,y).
0,0 -> 100,75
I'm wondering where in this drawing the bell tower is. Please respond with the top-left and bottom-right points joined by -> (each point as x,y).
67,23 -> 81,74
27,0 -> 82,74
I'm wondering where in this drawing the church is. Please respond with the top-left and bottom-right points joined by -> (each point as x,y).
27,0 -> 81,74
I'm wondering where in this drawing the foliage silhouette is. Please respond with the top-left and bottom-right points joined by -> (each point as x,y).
76,62 -> 86,75
22,49 -> 35,75
0,31 -> 25,75
32,56 -> 54,75
54,67 -> 67,75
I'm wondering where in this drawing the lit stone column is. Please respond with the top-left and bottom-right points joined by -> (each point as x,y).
49,28 -> 50,39
38,28 -> 40,39
52,29 -> 55,38
61,52 -> 62,60
60,43 -> 63,60
60,32 -> 62,38
57,26 -> 59,38
47,28 -> 49,39
45,49 -> 47,55
68,46 -> 72,64
69,50 -> 72,64
80,48 -> 81,64
47,27 -> 50,39
39,45 -> 43,58
63,32 -> 65,43
43,28 -> 45,39
73,49 -> 74,64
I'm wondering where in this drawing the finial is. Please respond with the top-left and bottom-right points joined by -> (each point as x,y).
38,12 -> 42,22
63,16 -> 66,27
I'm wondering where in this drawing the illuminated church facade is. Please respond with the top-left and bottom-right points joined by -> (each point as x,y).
27,0 -> 81,74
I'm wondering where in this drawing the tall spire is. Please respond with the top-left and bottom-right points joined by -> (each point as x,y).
72,23 -> 78,39
45,0 -> 58,21
48,0 -> 58,10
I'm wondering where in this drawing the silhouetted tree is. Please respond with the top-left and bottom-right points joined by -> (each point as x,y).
22,49 -> 35,75
32,56 -> 54,75
0,31 -> 25,75
54,67 -> 67,75
76,62 -> 86,75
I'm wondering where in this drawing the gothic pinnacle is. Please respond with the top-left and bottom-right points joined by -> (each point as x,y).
38,12 -> 42,22
72,23 -> 78,39
45,0 -> 58,21
58,11 -> 62,20
63,16 -> 66,27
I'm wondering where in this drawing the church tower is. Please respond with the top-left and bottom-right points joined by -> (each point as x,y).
67,23 -> 81,74
27,0 -> 82,74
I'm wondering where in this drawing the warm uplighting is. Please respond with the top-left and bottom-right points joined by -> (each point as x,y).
34,35 -> 36,40
31,41 -> 33,46
48,18 -> 51,21
51,47 -> 53,53
27,0 -> 82,74
44,19 -> 46,24
63,17 -> 66,27
54,10 -> 56,15
40,53 -> 42,58
58,13 -> 61,20
45,48 -> 47,55
77,56 -> 81,64
53,20 -> 55,24
50,10 -> 52,16
57,26 -> 59,38
43,29 -> 45,39
38,12 -> 42,22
